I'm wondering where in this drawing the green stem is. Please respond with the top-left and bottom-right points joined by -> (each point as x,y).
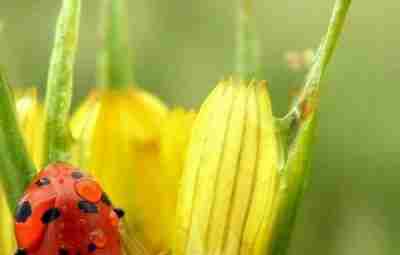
43,0 -> 81,166
271,1 -> 352,254
0,69 -> 36,211
235,0 -> 260,80
97,0 -> 134,89
287,0 -> 352,117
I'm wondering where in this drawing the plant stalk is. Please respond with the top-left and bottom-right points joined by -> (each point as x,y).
235,0 -> 261,80
271,1 -> 352,255
97,0 -> 134,89
43,0 -> 81,166
288,0 -> 352,117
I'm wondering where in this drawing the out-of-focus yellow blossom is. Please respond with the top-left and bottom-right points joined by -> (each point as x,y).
70,87 -> 166,249
175,79 -> 280,255
153,109 -> 195,249
159,109 -> 196,221
15,88 -> 43,168
71,87 -> 195,253
0,187 -> 16,255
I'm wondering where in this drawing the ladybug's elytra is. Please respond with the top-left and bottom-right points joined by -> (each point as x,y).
14,162 -> 124,255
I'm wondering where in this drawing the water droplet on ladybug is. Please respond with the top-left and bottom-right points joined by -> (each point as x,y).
89,229 -> 107,248
79,218 -> 87,225
75,180 -> 102,203
109,210 -> 119,227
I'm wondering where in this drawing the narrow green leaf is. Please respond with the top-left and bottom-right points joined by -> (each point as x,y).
97,0 -> 134,89
235,0 -> 261,80
0,69 -> 36,211
43,0 -> 81,166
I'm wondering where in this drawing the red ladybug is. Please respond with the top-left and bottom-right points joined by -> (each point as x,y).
14,162 -> 124,255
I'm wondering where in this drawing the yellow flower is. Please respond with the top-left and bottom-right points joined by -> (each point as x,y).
174,79 -> 280,255
71,87 -> 195,254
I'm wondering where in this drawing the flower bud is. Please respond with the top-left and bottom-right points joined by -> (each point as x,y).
175,79 -> 280,255
71,87 -> 196,253
71,87 -> 166,221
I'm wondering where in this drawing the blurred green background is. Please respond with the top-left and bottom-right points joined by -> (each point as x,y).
1,1 -> 399,254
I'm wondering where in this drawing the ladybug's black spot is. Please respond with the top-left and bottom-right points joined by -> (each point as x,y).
15,249 -> 27,255
71,171 -> 84,179
88,243 -> 97,253
41,208 -> 61,224
35,177 -> 50,187
15,201 -> 32,223
101,192 -> 112,206
114,208 -> 125,218
78,201 -> 98,213
59,248 -> 68,255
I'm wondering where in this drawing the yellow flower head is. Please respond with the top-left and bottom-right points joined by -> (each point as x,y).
71,87 -> 195,254
175,78 -> 280,255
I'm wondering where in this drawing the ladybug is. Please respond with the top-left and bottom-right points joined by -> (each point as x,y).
14,162 -> 124,255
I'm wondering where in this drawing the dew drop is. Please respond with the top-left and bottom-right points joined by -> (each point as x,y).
89,229 -> 107,248
79,218 -> 87,225
109,211 -> 119,227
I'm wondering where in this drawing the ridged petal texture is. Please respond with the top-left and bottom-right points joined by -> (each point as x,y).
175,79 -> 280,255
71,88 -> 195,254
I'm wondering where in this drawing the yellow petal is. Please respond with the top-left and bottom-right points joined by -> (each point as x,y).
73,86 -> 167,212
71,87 -> 171,253
0,187 -> 16,255
131,108 -> 195,252
175,79 -> 280,255
70,90 -> 100,141
15,88 -> 43,168
70,91 -> 101,166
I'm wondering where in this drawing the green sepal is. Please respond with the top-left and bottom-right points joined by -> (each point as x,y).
270,95 -> 318,255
